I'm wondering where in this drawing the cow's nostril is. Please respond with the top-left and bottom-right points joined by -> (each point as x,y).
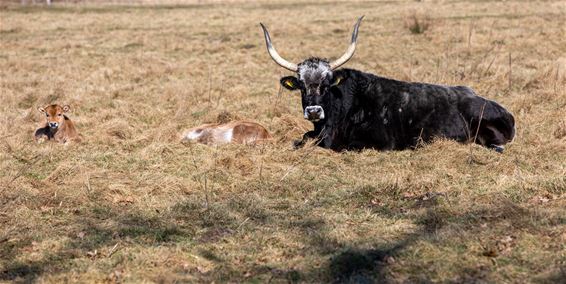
304,106 -> 324,121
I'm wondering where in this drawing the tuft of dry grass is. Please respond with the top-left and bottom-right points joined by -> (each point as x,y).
1,0 -> 565,283
404,11 -> 431,35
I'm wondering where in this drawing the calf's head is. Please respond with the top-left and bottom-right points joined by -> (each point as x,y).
38,104 -> 71,129
260,17 -> 363,122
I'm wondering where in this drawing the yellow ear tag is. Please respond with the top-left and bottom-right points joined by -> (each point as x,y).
285,81 -> 295,88
332,76 -> 342,87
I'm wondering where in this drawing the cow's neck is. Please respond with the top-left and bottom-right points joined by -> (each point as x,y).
326,69 -> 377,150
311,122 -> 326,136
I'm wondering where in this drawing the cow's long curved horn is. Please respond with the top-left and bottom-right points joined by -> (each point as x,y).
330,16 -> 364,70
260,23 -> 298,72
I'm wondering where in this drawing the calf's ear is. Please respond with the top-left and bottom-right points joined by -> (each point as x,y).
63,105 -> 71,113
37,106 -> 46,113
280,76 -> 300,91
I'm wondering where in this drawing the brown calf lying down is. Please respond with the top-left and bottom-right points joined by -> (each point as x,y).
34,104 -> 81,144
182,121 -> 271,145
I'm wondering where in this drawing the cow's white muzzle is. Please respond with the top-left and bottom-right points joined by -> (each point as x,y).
304,105 -> 325,122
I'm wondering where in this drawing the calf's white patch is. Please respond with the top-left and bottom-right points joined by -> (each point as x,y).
221,128 -> 234,143
185,129 -> 203,140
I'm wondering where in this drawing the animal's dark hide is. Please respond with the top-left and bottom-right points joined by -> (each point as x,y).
286,65 -> 515,152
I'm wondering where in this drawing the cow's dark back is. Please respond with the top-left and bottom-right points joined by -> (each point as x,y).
317,69 -> 515,151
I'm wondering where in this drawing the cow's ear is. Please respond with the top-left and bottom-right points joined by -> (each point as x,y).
63,105 -> 71,113
280,76 -> 300,91
331,75 -> 344,87
38,106 -> 46,113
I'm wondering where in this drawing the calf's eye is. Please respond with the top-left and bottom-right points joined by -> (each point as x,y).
58,114 -> 62,117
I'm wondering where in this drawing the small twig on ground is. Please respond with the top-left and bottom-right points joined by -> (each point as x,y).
207,67 -> 213,105
182,142 -> 200,170
85,174 -> 92,193
482,53 -> 498,79
469,102 -> 487,164
555,62 -> 560,94
414,128 -> 425,149
487,20 -> 496,43
271,83 -> 283,124
203,173 -> 209,210
508,52 -> 512,93
473,102 -> 487,145
216,75 -> 223,108
458,112 -> 471,142
236,217 -> 250,231
203,145 -> 219,210
467,20 -> 475,49
436,57 -> 441,82
107,243 -> 120,258
258,139 -> 267,182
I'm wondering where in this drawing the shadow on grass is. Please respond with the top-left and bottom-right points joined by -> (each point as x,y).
0,194 -> 251,282
0,204 -> 192,282
182,194 -> 563,283
320,199 -> 565,284
327,247 -> 398,284
320,208 -> 445,284
1,189 -> 563,283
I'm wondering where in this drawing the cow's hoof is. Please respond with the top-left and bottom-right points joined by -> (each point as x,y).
491,144 -> 505,153
292,140 -> 304,149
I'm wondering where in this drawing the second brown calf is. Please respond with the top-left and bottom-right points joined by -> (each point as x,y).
182,121 -> 271,146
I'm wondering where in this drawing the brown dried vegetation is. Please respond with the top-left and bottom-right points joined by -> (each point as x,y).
1,0 -> 565,283
404,11 -> 431,35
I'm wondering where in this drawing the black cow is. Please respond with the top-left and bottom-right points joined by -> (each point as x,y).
260,17 -> 515,152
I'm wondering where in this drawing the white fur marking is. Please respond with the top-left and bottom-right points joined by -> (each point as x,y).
186,130 -> 203,140
380,106 -> 388,118
298,64 -> 332,81
304,105 -> 325,121
221,128 -> 233,143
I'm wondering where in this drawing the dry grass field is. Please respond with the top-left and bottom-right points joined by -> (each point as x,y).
1,0 -> 565,282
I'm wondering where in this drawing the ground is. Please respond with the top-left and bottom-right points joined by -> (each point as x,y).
1,0 -> 565,283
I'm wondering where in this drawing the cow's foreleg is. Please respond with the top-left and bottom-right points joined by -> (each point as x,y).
293,130 -> 320,149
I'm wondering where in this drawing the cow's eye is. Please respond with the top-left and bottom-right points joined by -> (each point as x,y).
46,114 -> 49,117
58,114 -> 62,117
